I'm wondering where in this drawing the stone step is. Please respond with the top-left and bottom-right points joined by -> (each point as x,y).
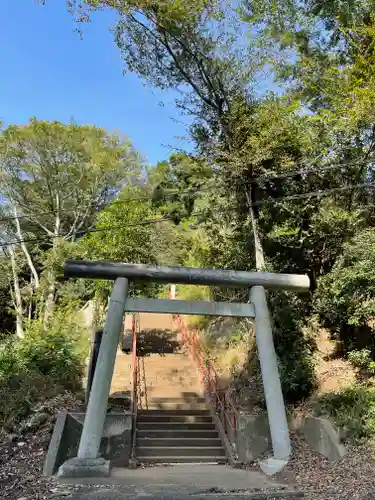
137,421 -> 216,431
136,437 -> 223,447
147,397 -> 208,410
138,409 -> 210,416
136,455 -> 227,464
136,429 -> 219,439
149,396 -> 206,402
146,404 -> 208,410
135,446 -> 226,458
137,413 -> 212,423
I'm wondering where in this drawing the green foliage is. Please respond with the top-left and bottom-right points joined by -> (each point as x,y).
348,349 -> 375,376
79,185 -> 173,299
0,118 -> 141,334
269,291 -> 317,402
17,308 -> 87,389
316,385 -> 375,443
175,284 -> 211,329
0,118 -> 139,240
150,154 -> 212,223
34,0 -> 375,410
0,256 -> 15,333
0,307 -> 87,427
314,228 -> 375,347
0,341 -> 20,382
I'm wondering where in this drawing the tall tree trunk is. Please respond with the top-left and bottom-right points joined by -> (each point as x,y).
13,206 -> 40,288
43,274 -> 56,326
9,244 -> 24,338
247,185 -> 266,271
43,202 -> 61,328
28,274 -> 33,321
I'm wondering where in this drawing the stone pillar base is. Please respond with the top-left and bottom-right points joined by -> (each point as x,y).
259,457 -> 288,476
57,457 -> 111,478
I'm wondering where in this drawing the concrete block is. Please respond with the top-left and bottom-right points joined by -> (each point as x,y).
43,412 -> 67,476
299,416 -> 346,462
108,391 -> 131,410
57,457 -> 110,478
259,457 -> 289,476
121,330 -> 132,352
236,413 -> 271,463
44,412 -> 132,476
44,412 -> 82,476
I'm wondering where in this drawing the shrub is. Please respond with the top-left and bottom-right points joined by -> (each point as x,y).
269,291 -> 317,403
0,307 -> 88,428
176,284 -> 211,329
314,228 -> 375,350
202,290 -> 316,405
348,349 -> 375,377
316,385 -> 375,443
0,340 -> 21,383
17,309 -> 87,391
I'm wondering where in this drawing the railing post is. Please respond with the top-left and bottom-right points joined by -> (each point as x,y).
85,328 -> 103,406
78,277 -> 129,459
131,314 -> 137,414
250,286 -> 291,470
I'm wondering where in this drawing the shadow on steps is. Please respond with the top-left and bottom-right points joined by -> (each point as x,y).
149,392 -> 207,410
136,329 -> 181,356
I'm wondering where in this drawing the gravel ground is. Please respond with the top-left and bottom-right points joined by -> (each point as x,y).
0,392 -> 84,500
269,433 -> 375,500
2,397 -> 375,500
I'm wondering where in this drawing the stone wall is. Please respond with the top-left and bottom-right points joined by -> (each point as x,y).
44,412 -> 132,476
235,414 -> 271,463
233,412 -> 346,465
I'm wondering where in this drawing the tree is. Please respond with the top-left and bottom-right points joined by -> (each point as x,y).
79,184 -> 184,299
314,228 -> 375,351
47,0 -> 375,400
150,153 -> 212,223
0,118 -> 140,329
54,0 -> 271,267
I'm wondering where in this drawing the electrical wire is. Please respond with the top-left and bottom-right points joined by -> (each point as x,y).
0,156 -> 374,224
1,180 -> 374,249
252,181 -> 375,206
0,187 -> 202,224
253,157 -> 375,184
0,211 -> 202,249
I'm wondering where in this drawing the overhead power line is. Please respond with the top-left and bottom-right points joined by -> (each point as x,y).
0,212 -> 200,249
0,187 -> 202,225
1,181 -> 374,250
0,157 -> 374,225
253,157 -> 375,184
252,181 -> 375,206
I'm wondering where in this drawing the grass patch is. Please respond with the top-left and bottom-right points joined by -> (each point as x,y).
173,284 -> 212,329
315,385 -> 375,443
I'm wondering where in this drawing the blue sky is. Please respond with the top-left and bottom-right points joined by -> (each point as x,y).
0,0 -> 191,165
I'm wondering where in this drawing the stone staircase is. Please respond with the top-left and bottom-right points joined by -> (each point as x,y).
110,312 -> 228,465
136,352 -> 204,409
136,407 -> 227,464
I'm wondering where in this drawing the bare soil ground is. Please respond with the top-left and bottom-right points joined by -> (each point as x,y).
313,329 -> 356,395
0,392 -> 84,500
272,329 -> 373,500
274,433 -> 375,500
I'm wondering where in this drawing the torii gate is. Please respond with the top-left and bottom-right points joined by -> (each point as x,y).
59,259 -> 309,477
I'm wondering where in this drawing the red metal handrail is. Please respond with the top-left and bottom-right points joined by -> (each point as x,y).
131,314 -> 138,413
130,313 -> 139,462
173,312 -> 238,456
